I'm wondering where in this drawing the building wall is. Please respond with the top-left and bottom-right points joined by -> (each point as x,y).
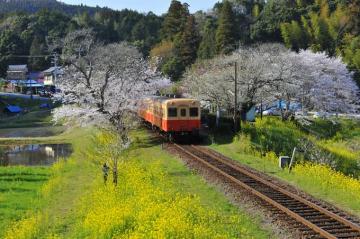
7,71 -> 27,80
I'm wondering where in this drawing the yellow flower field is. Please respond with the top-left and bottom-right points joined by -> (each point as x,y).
3,131 -> 270,238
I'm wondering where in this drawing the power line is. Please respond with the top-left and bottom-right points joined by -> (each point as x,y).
7,55 -> 52,58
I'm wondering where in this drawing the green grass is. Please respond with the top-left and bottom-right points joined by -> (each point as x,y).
0,110 -> 53,129
0,127 -> 88,145
211,138 -> 360,217
0,126 -> 65,138
0,166 -> 50,237
233,117 -> 360,177
2,129 -> 273,238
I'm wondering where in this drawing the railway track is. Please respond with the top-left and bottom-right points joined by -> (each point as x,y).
171,143 -> 360,239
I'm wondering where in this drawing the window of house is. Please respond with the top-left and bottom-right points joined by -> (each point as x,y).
190,108 -> 199,117
168,108 -> 177,117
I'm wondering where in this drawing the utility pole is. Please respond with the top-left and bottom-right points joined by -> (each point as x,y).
234,62 -> 238,132
51,52 -> 59,91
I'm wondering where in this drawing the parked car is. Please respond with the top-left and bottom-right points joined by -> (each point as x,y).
312,112 -> 331,119
39,90 -> 53,98
263,108 -> 282,116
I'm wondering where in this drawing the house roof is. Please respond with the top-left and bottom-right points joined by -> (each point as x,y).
8,65 -> 28,72
8,80 -> 44,87
43,67 -> 63,75
5,105 -> 22,113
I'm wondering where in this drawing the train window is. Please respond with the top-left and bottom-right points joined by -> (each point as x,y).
190,107 -> 199,117
180,109 -> 187,117
168,108 -> 177,117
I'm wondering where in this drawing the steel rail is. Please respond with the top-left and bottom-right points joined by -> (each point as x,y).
192,145 -> 360,232
172,143 -> 360,239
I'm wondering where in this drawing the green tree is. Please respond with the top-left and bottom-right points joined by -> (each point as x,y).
176,15 -> 200,68
280,20 -> 308,51
28,36 -> 48,71
0,30 -> 26,77
198,18 -> 217,59
160,0 -> 189,41
216,1 -> 236,54
250,0 -> 299,41
161,56 -> 183,81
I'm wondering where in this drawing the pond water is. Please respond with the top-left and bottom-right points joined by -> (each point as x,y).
0,144 -> 72,166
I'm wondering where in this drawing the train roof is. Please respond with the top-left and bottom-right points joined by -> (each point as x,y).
143,96 -> 199,104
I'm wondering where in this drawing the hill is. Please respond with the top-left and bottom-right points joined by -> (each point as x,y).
0,0 -> 103,15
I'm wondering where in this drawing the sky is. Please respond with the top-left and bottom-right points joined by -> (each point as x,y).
61,0 -> 219,15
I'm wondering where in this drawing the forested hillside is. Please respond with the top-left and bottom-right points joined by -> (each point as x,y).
0,0 -> 359,86
149,0 -> 359,85
0,0 -> 99,15
0,2 -> 162,76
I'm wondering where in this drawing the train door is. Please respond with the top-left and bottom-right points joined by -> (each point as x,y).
178,105 -> 189,131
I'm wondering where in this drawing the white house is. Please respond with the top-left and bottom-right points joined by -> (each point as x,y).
43,67 -> 63,89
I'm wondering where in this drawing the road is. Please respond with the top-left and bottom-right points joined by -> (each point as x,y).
0,92 -> 49,101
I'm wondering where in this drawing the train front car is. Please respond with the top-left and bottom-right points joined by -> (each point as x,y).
138,97 -> 201,140
162,98 -> 201,138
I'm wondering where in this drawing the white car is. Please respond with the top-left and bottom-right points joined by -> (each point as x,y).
263,108 -> 281,116
312,112 -> 331,119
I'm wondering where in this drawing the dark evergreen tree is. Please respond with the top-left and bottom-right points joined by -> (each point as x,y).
198,18 -> 217,59
160,0 -> 189,40
176,15 -> 200,68
216,1 -> 236,54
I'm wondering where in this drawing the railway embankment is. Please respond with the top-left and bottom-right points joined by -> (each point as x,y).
208,117 -> 360,217
168,143 -> 360,238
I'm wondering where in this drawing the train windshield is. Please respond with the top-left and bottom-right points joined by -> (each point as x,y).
190,107 -> 199,117
168,108 -> 177,117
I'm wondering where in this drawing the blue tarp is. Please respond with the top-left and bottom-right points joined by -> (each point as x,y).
40,103 -> 51,109
5,105 -> 22,113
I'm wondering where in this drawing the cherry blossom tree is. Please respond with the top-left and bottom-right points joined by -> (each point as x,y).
53,29 -> 170,184
297,50 -> 359,113
183,43 -> 359,127
184,43 -> 287,126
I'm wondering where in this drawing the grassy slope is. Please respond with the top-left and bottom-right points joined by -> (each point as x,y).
0,127 -> 87,145
211,138 -> 360,217
0,96 -> 54,129
2,129 -> 273,238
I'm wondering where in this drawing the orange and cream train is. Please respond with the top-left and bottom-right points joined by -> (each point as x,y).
138,97 -> 201,137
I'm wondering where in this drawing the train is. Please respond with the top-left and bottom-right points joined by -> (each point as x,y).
138,96 -> 201,140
